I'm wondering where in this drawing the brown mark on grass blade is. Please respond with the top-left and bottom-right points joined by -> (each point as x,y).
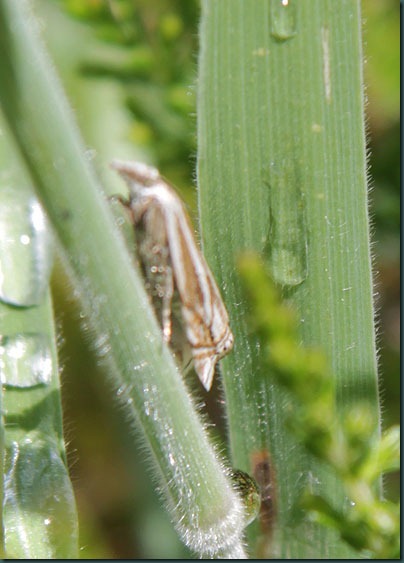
251,449 -> 277,536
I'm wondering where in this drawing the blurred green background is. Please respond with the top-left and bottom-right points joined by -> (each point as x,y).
31,0 -> 399,558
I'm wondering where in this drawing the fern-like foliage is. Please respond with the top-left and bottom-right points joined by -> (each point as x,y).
238,253 -> 399,559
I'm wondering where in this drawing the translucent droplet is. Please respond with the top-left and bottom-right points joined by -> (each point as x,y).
265,159 -> 308,287
116,385 -> 126,397
0,333 -> 53,388
0,190 -> 52,306
3,438 -> 78,558
270,0 -> 296,41
84,148 -> 97,161
231,469 -> 261,527
93,333 -> 111,358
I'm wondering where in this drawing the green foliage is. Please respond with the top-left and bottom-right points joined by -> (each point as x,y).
197,0 -> 382,558
0,0 -> 246,558
238,253 -> 400,559
0,114 -> 78,557
57,0 -> 199,185
0,0 -> 398,558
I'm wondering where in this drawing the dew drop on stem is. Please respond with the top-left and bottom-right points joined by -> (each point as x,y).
264,159 -> 308,287
0,190 -> 52,306
0,333 -> 53,388
270,0 -> 297,42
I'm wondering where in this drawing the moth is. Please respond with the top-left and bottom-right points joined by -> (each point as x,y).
111,159 -> 234,391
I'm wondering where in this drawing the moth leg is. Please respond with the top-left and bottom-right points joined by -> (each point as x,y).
108,193 -> 129,205
109,194 -> 146,225
108,193 -> 133,218
161,264 -> 174,342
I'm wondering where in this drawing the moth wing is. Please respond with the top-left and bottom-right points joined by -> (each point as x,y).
164,203 -> 233,389
137,204 -> 174,341
173,229 -> 232,355
193,355 -> 216,391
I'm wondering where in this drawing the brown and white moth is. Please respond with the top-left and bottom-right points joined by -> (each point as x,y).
111,160 -> 234,391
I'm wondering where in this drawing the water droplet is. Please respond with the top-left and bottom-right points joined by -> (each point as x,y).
270,0 -> 296,41
264,160 -> 308,287
116,385 -> 126,397
84,148 -> 97,161
3,438 -> 77,557
133,360 -> 148,372
0,333 -> 53,388
52,156 -> 66,170
144,401 -> 151,416
231,469 -> 261,527
93,333 -> 111,358
0,190 -> 52,306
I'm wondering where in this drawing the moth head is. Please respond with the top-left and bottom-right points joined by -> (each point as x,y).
110,159 -> 160,187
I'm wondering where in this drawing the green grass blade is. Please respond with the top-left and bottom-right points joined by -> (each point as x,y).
0,113 -> 78,558
198,0 -> 379,557
0,1 -> 246,556
1,295 -> 78,558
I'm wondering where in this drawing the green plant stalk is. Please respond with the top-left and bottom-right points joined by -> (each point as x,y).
198,0 -> 378,557
0,293 -> 78,559
0,111 -> 78,557
0,1 -> 246,557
